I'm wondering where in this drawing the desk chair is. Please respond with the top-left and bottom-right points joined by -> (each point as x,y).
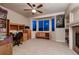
12,32 -> 23,46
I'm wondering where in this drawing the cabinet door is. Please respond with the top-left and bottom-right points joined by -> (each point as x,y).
0,43 -> 12,55
23,33 -> 27,41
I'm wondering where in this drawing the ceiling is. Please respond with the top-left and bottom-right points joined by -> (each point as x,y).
0,3 -> 69,17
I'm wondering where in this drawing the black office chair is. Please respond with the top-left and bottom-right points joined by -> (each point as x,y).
13,32 -> 23,46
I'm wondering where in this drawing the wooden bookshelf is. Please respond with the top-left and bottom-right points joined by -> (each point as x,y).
0,7 -> 8,39
0,7 -> 13,55
10,22 -> 25,31
19,25 -> 25,30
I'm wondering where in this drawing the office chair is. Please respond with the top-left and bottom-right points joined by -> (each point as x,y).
13,32 -> 23,46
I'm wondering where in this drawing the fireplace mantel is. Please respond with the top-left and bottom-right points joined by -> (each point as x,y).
69,21 -> 79,27
72,26 -> 79,54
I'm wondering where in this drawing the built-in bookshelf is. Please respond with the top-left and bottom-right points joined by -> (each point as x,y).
19,25 -> 25,30
10,22 -> 25,31
0,7 -> 8,40
10,23 -> 19,30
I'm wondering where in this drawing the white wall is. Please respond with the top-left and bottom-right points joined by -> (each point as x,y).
31,12 -> 65,42
0,5 -> 31,26
55,28 -> 65,42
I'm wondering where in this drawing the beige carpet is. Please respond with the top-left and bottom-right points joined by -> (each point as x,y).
13,39 -> 76,55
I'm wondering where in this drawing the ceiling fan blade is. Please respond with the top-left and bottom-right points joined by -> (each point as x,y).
36,10 -> 43,13
37,4 -> 43,9
27,3 -> 33,8
24,9 -> 32,11
33,4 -> 35,7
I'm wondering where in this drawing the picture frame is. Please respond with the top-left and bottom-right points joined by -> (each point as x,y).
56,14 -> 65,28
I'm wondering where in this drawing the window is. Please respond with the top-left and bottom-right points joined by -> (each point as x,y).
38,20 -> 49,31
38,20 -> 43,31
32,18 -> 54,31
32,20 -> 36,31
44,20 -> 49,31
52,17 -> 55,31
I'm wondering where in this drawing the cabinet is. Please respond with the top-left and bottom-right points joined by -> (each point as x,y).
19,25 -> 25,30
0,43 -> 12,55
10,22 -> 25,31
36,32 -> 50,39
23,33 -> 27,41
0,36 -> 12,55
23,29 -> 31,40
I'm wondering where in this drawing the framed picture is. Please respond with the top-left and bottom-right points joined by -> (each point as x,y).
56,15 -> 65,28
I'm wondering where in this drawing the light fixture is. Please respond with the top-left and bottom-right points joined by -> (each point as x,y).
32,9 -> 36,13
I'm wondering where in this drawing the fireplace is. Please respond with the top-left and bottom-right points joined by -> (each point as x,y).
73,26 -> 79,54
76,33 -> 79,48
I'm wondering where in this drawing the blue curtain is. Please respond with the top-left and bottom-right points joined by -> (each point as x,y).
52,17 -> 55,31
32,20 -> 36,31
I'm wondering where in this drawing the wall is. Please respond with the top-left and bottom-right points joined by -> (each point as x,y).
31,12 -> 65,42
54,13 -> 65,42
0,5 -> 31,26
55,28 -> 65,42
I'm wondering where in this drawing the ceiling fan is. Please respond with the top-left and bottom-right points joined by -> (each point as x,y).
24,3 -> 43,15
